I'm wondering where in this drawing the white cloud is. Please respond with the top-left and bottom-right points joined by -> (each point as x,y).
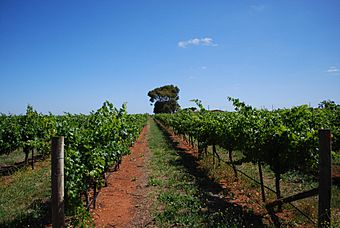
326,66 -> 339,73
250,4 -> 265,11
178,37 -> 218,48
201,66 -> 207,70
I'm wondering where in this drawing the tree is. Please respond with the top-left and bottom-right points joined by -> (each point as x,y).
148,85 -> 180,114
318,99 -> 338,110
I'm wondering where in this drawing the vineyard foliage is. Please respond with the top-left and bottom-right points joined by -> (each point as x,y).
0,101 -> 147,216
0,106 -> 55,161
155,98 -> 340,185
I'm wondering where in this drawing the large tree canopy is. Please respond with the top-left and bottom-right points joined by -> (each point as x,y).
148,85 -> 180,114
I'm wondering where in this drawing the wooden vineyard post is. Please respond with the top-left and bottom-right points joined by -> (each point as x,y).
52,137 -> 65,228
258,162 -> 266,202
318,130 -> 331,228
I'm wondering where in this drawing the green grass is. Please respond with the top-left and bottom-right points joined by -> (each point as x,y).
0,148 -> 49,167
0,149 -> 25,166
0,159 -> 51,227
147,119 -> 265,227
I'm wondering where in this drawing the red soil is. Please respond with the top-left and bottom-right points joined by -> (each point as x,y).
91,124 -> 154,227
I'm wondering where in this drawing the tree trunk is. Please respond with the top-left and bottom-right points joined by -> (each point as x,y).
93,183 -> 97,209
24,146 -> 30,164
212,145 -> 221,166
103,171 -> 107,187
275,173 -> 282,212
198,141 -> 201,159
228,149 -> 238,179
31,149 -> 34,170
85,190 -> 90,211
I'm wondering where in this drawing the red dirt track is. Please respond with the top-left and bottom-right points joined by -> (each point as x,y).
91,124 -> 154,227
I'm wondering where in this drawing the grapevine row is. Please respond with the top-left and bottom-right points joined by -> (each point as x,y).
0,101 -> 147,218
155,98 -> 340,201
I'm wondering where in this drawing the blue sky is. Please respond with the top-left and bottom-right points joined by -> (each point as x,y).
1,0 -> 339,114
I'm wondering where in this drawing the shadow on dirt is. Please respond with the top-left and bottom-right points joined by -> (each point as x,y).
156,121 -> 270,227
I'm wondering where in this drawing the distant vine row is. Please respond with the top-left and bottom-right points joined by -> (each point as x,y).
155,97 -> 340,202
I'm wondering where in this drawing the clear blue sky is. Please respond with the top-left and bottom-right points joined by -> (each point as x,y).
1,0 -> 339,114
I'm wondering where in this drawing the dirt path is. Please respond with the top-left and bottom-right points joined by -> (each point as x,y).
91,123 -> 154,228
155,120 -> 272,225
157,120 -> 316,227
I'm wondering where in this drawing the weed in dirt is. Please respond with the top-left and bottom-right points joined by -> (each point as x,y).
332,186 -> 340,226
131,176 -> 137,181
148,177 -> 163,186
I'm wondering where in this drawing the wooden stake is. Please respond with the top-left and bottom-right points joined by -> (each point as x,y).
52,137 -> 65,228
258,162 -> 266,202
318,129 -> 331,228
